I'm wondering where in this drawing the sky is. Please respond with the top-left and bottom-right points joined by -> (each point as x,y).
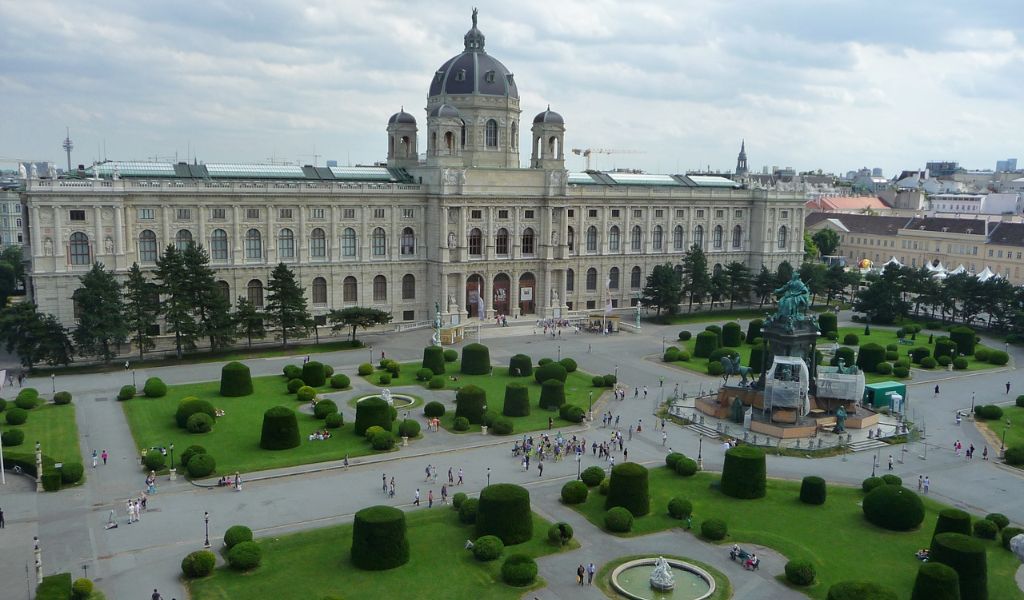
1,0 -> 1022,176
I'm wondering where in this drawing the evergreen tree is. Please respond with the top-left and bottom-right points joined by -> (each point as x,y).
72,263 -> 128,362
0,245 -> 26,287
798,262 -> 827,305
639,263 -> 683,315
724,261 -> 753,309
265,262 -> 313,347
234,296 -> 266,348
774,260 -> 794,288
154,244 -> 198,358
753,265 -> 774,307
0,303 -> 72,368
123,262 -> 160,360
854,264 -> 909,324
0,262 -> 15,308
811,229 -> 840,257
328,306 -> 393,343
182,244 -> 234,350
803,231 -> 819,262
709,268 -> 728,309
823,264 -> 848,306
680,245 -> 710,311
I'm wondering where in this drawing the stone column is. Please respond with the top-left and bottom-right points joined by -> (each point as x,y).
196,203 -> 206,254
266,204 -> 277,263
93,205 -> 103,259
161,205 -> 171,250
510,271 -> 520,318
457,206 -> 467,263
53,206 -> 65,273
512,208 -> 521,259
600,207 -> 609,255
458,271 -> 468,319
484,271 -> 495,320
31,205 -> 42,258
231,205 -> 242,264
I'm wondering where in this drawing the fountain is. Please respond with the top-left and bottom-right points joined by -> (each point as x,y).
353,392 -> 414,410
611,557 -> 714,600
650,557 -> 675,591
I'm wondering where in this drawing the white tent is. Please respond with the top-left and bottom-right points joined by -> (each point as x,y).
925,261 -> 946,273
884,256 -> 902,267
949,264 -> 967,275
976,266 -> 996,282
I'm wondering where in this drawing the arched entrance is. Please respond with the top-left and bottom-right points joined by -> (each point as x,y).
493,273 -> 511,316
518,272 -> 536,315
466,274 -> 485,318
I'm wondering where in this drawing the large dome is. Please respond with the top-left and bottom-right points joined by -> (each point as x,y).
427,10 -> 519,100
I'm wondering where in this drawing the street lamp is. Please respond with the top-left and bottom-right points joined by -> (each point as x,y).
557,345 -> 561,362
486,467 -> 491,486
131,369 -> 136,387
1001,420 -> 1012,455
169,443 -> 175,470
588,391 -> 593,413
871,453 -> 878,477
662,336 -> 666,352
204,512 -> 210,548
697,435 -> 703,470
50,373 -> 55,394
970,392 -> 976,414
614,364 -> 618,381
575,453 -> 581,479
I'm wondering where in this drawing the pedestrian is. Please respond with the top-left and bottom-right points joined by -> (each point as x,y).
983,446 -> 989,460
628,425 -> 633,441
888,455 -> 893,471
662,431 -> 668,446
934,384 -> 939,397
1007,381 -> 1012,395
101,450 -> 108,465
383,473 -> 388,495
587,562 -> 596,584
615,415 -> 620,427
389,478 -> 395,498
92,450 -> 98,468
548,417 -> 553,430
448,466 -> 454,484
917,475 -> 923,491
623,448 -> 628,461
343,455 -> 349,469
954,440 -> 960,456
441,485 -> 448,504
577,564 -> 585,586
637,419 -> 642,432
425,464 -> 431,482
0,506 -> 4,528
152,589 -> 163,600
538,461 -> 544,477
610,455 -> 615,468
428,490 -> 434,508
643,386 -> 648,399
634,388 -> 638,399
923,476 -> 930,494
431,465 -> 438,483
234,472 -> 242,491
414,489 -> 420,506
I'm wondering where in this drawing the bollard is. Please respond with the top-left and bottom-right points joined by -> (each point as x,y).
169,468 -> 177,481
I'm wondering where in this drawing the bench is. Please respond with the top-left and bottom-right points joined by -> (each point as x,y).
898,338 -> 914,345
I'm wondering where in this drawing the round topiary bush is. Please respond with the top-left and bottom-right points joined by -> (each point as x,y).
881,474 -> 902,486
355,397 -> 393,435
1004,446 -> 1024,465
603,374 -> 617,387
785,559 -> 816,586
224,525 -> 254,549
949,326 -> 976,355
722,322 -> 743,347
5,406 -> 27,425
911,561 -> 960,600
118,384 -> 137,400
973,347 -> 990,361
452,492 -> 467,509
219,362 -> 253,397
693,331 -> 719,358
507,353 -> 533,377
426,375 -> 444,390
0,397 -> 7,412
60,461 -> 84,484
1,428 -> 24,446
477,483 -> 533,544
325,412 -> 344,428
143,450 -> 166,472
357,363 -> 373,376
678,330 -> 693,341
181,550 -> 216,579
843,333 -> 859,346
538,358 -> 553,366
826,581 -> 898,600
371,430 -> 396,450
707,362 -> 725,376
604,506 -> 634,532
300,361 -> 326,387
581,466 -> 605,487
398,419 -> 421,438
283,364 -> 302,379
491,417 -> 514,435
16,388 -> 38,402
502,383 -> 530,417
708,348 -> 740,364
705,324 -> 723,345
875,362 -> 893,375
227,540 -> 262,571
561,480 -> 588,504
424,401 -> 445,418
296,385 -> 317,403
442,348 -> 457,362
330,373 -> 351,389
313,399 -> 338,419
351,505 -> 409,570
800,476 -> 827,505
259,406 -> 300,450
53,391 -> 72,405
701,518 -> 728,540
931,532 -> 987,600
857,343 -> 886,372
920,356 -> 937,369
988,350 -> 1010,365
934,508 -> 972,539
415,367 -> 433,382
501,554 -> 538,586
175,397 -> 215,428
817,313 -> 837,334
558,357 -> 577,373
187,453 -> 216,478
893,365 -> 910,378
974,404 -> 1003,420
461,343 -> 491,375
453,416 -> 470,431
533,362 -> 568,385
863,485 -> 925,531
748,343 -> 772,373
324,365 -> 334,377
287,378 -> 305,393
71,578 -> 93,599
422,346 -> 446,375
674,457 -> 698,476
667,497 -> 693,520
458,497 -> 479,524
14,394 -> 36,410
473,535 -> 504,561
186,412 -> 214,433
950,356 -> 967,370
973,519 -> 998,540
40,468 -> 61,491
665,452 -> 684,469
933,338 -> 957,360
455,385 -> 487,424
1001,526 -> 1024,550
141,376 -> 168,398
721,445 -> 766,500
179,445 -> 206,468
539,379 -> 565,410
605,462 -> 650,516
985,513 -> 1009,530
832,346 -> 856,367
547,522 -> 574,546
663,347 -> 680,362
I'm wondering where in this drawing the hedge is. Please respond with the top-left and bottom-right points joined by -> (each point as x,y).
911,562 -> 960,600
351,505 -> 409,570
186,412 -> 214,433
477,484 -> 533,545
1,428 -> 24,446
287,378 -> 305,393
707,362 -> 724,376
461,343 -> 491,375
297,385 -> 317,403
187,453 -> 216,478
667,497 -> 693,519
397,418 -> 420,438
973,519 -> 998,540
705,324 -> 723,345
491,417 -> 514,435
300,361 -> 326,387
534,362 -> 567,385
934,508 -> 972,540
800,476 -> 827,505
581,466 -> 605,487
663,346 -> 680,362
674,457 -> 698,476
818,313 -> 837,334
693,331 -> 719,358
0,398 -> 5,412
721,445 -> 766,499
415,367 -> 433,382
16,388 -> 38,403
330,373 -> 351,389
985,513 -> 1009,529
41,468 -> 61,491
605,506 -> 634,532
827,581 -> 898,600
561,480 -> 588,504
473,535 -> 504,562
876,362 -> 893,375
455,385 -> 487,424
371,430 -> 396,450
423,346 -> 446,375
502,384 -> 530,417
548,522 -> 574,546
559,357 -> 578,373
539,379 -> 565,410
501,554 -> 538,586
35,573 -> 72,600
843,333 -> 859,346
60,461 -> 84,485
974,404 -> 1003,420
325,413 -> 343,428
179,445 -> 206,468
785,559 -> 816,586
428,375 -> 445,389
458,497 -> 479,523
911,346 -> 932,363
357,363 -> 373,376
949,326 -> 976,355
722,322 -> 743,347
508,354 -> 533,377
442,348 -> 458,362
453,416 -> 470,431
175,397 -> 215,428
1001,526 -> 1023,550
987,350 -> 1010,365
893,366 -> 910,378
71,578 -> 92,599
1005,446 -> 1024,466
181,550 -> 217,579
856,343 -> 886,372
931,532 -> 987,600
701,518 -> 728,540
920,356 -> 937,369
5,406 -> 27,425
863,485 -> 924,531
424,401 -> 445,418
143,450 -> 166,471
452,492 -> 467,509
355,397 -> 393,435
313,399 -> 338,420
53,391 -> 72,405
14,394 -> 37,410
746,318 -> 765,342
749,343 -> 773,373
934,338 -> 958,360
605,462 -> 650,516
678,330 -> 693,341
259,406 -> 300,450
283,364 -> 302,379
832,346 -> 856,368
881,474 -> 902,486
224,525 -> 254,549
215,362 -> 248,397
227,540 -> 262,571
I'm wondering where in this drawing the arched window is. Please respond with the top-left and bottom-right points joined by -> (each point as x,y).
70,232 -> 90,265
713,225 -> 723,249
431,131 -> 437,152
278,228 -> 295,259
310,228 -> 326,258
609,226 -> 620,251
777,225 -> 788,249
521,228 -> 535,254
402,274 -> 416,300
631,266 -> 642,288
312,277 -> 327,304
175,229 -> 193,251
732,225 -> 742,249
469,228 -> 482,256
343,276 -> 357,302
485,119 -> 498,147
444,131 -> 454,154
567,226 -> 575,252
342,227 -> 356,257
371,227 -> 386,256
510,121 -> 517,148
400,227 -> 415,255
586,226 -> 598,252
713,263 -> 723,277
566,268 -> 575,291
211,229 -> 228,260
216,280 -> 230,301
631,225 -> 642,251
586,267 -> 598,290
460,119 -> 466,148
693,225 -> 704,248
609,267 -> 620,289
139,230 -> 157,262
495,228 -> 509,255
247,279 -> 264,307
673,225 -> 684,250
245,229 -> 262,260
653,225 -> 663,251
373,275 -> 387,302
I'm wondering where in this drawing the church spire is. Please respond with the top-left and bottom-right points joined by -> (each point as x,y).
735,139 -> 748,176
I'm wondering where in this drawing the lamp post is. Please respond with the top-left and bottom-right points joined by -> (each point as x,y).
50,373 -> 55,394
662,337 -> 666,353
697,434 -> 703,470
557,345 -> 561,362
1001,420 -> 1011,456
204,512 -> 210,548
871,453 -> 878,477
486,467 -> 491,486
169,443 -> 175,469
614,364 -> 618,381
33,536 -> 41,584
35,441 -> 42,492
970,392 -> 976,415
131,369 -> 136,388
576,453 -> 581,480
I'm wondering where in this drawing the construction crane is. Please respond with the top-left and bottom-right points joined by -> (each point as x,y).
571,148 -> 645,171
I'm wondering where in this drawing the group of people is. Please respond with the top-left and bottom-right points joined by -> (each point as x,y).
90,449 -> 109,468
953,439 -> 985,460
575,562 -> 596,585
124,496 -> 146,524
730,545 -> 760,570
382,466 -> 465,503
424,417 -> 441,432
308,430 -> 333,441
216,472 -> 243,491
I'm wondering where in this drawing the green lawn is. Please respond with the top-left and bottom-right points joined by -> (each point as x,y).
572,468 -> 1023,599
188,507 -> 574,600
121,374 -> 393,476
1,403 -> 82,465
981,405 -> 1024,450
361,361 -> 600,434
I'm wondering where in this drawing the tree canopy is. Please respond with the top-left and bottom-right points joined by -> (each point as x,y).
72,263 -> 128,362
328,306 -> 392,342
640,263 -> 683,315
265,262 -> 313,347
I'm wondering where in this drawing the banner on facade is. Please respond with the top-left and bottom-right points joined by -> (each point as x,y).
520,287 -> 533,301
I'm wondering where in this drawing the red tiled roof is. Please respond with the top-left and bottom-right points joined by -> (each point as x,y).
805,196 -> 892,211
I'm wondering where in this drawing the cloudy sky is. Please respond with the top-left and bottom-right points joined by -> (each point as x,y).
1,0 -> 1021,176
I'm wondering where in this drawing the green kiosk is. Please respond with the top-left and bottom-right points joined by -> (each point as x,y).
862,381 -> 906,413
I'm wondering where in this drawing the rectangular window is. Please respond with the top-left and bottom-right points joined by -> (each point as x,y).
589,209 -> 598,218
373,208 -> 385,219
586,300 -> 596,310
211,208 -> 226,219
633,209 -> 642,218
403,310 -> 415,321
498,209 -> 509,219
524,210 -> 535,219
696,209 -> 704,218
675,209 -> 684,218
611,209 -> 620,218
246,208 -> 260,220
314,315 -> 327,326
568,209 -> 575,218
715,210 -> 724,219
343,208 -> 355,219
176,208 -> 192,221
471,209 -> 482,219
611,299 -> 619,308
310,207 -> 325,219
139,208 -> 155,220
278,208 -> 293,219
69,210 -> 86,221
781,210 -> 789,218
735,210 -> 743,218
655,209 -> 663,218
402,208 -> 414,219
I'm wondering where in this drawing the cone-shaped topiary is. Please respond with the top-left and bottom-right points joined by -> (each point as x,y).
508,354 -> 533,377
931,532 -> 986,600
911,562 -> 960,600
722,322 -> 743,347
863,485 -> 924,531
259,406 -> 300,450
934,508 -> 972,541
539,379 -> 565,410
534,361 -> 567,384
503,383 -> 530,417
461,343 -> 491,375
605,462 -> 650,516
422,346 -> 446,375
476,483 -> 533,545
749,343 -> 773,373
818,313 -> 837,335
220,362 -> 253,397
455,385 -> 487,424
351,505 -> 410,570
301,361 -> 326,387
800,476 -> 827,505
693,331 -> 719,358
934,338 -> 958,360
721,445 -> 767,499
949,326 -> 976,356
827,581 -> 898,600
856,343 -> 886,373
746,318 -> 765,342
355,397 -> 393,436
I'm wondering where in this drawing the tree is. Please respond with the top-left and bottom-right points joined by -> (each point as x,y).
680,246 -> 710,311
753,265 -> 774,307
639,263 -> 683,315
811,229 -> 840,257
122,262 -> 160,360
774,261 -> 794,288
708,268 -> 728,309
328,306 -> 393,343
72,263 -> 128,362
724,262 -> 753,309
265,262 -> 313,347
803,232 -> 819,262
154,244 -> 198,358
234,296 -> 266,349
0,303 -> 72,368
822,265 -> 847,306
182,244 -> 235,350
854,264 -> 909,324
798,262 -> 827,305
0,262 -> 15,308
0,245 -> 26,287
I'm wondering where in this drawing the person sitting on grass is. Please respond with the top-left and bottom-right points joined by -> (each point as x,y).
915,548 -> 930,561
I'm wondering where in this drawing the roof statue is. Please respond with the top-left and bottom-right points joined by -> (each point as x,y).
472,7 -> 478,27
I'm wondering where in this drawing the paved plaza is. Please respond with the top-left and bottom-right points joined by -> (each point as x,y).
1,316 -> 1023,599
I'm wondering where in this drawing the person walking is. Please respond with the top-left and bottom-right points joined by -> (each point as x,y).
934,384 -> 940,397
152,589 -> 163,600
425,464 -> 432,482
383,473 -> 388,495
623,448 -> 628,462
538,461 -> 544,477
414,489 -> 421,506
234,472 -> 241,492
457,468 -> 464,485
662,431 -> 668,446
548,417 -> 553,430
983,446 -> 989,460
448,466 -> 454,485
101,450 -> 108,465
577,564 -> 586,586
428,490 -> 434,508
923,476 -> 930,494
389,477 -> 396,498
917,475 -> 923,491
888,455 -> 894,471
628,425 -> 633,441
441,484 -> 448,504
92,450 -> 98,468
1007,381 -> 1012,395
0,507 -> 5,528
587,562 -> 596,584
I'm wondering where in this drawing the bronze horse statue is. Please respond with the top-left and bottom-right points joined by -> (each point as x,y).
720,355 -> 752,386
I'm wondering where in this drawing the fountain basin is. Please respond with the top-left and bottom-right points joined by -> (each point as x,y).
611,558 -> 715,600
353,394 -> 415,409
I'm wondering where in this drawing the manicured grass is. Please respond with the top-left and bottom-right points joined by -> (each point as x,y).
121,374 -> 392,476
1,403 -> 82,465
571,468 -> 1023,599
188,507 -> 574,600
981,405 -> 1024,450
361,360 -> 599,434
594,554 -> 731,600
